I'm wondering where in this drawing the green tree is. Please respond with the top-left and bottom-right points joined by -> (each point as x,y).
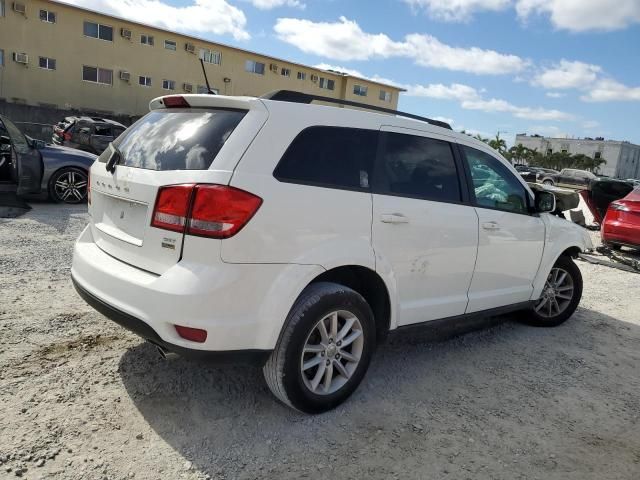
509,143 -> 529,165
488,133 -> 507,156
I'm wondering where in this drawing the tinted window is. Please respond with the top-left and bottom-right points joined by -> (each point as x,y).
379,133 -> 461,202
83,21 -> 98,38
463,146 -> 529,214
274,127 -> 377,190
0,116 -> 29,154
94,124 -> 112,136
106,109 -> 246,171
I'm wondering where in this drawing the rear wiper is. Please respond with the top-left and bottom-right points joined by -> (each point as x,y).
105,143 -> 121,174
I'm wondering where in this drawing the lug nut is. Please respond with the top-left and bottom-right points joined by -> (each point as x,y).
336,354 -> 341,360
326,360 -> 330,366
321,351 -> 325,356
336,341 -> 342,347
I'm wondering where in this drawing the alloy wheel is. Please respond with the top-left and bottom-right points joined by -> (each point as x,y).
54,169 -> 88,203
534,267 -> 574,318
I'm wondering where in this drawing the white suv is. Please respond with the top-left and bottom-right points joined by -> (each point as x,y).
72,92 -> 593,413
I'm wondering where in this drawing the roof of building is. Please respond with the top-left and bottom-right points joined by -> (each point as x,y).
516,134 -> 639,147
49,0 -> 405,92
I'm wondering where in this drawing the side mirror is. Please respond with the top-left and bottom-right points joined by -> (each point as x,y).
33,139 -> 46,149
535,190 -> 557,213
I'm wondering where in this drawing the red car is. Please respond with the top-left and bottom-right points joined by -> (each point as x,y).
602,187 -> 640,249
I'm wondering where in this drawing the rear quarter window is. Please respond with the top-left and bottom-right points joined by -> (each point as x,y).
274,126 -> 378,191
107,108 -> 246,170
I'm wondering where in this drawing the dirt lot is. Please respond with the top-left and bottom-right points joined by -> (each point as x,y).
1,203 -> 639,480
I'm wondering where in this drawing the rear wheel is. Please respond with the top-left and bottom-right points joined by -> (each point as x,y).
49,167 -> 88,204
263,282 -> 376,413
543,179 -> 554,186
524,256 -> 582,327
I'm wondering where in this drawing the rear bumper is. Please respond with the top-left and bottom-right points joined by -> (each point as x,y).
602,220 -> 640,248
71,225 -> 323,356
72,276 -> 270,364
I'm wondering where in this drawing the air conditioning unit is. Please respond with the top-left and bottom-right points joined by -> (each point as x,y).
13,2 -> 26,14
185,43 -> 196,54
119,71 -> 130,82
310,74 -> 318,82
120,28 -> 132,40
13,52 -> 29,64
269,63 -> 278,72
183,83 -> 193,93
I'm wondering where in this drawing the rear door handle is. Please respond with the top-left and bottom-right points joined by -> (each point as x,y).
482,221 -> 500,231
380,213 -> 409,224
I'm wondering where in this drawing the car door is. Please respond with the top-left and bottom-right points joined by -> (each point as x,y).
372,127 -> 478,325
460,144 -> 545,313
0,116 -> 43,195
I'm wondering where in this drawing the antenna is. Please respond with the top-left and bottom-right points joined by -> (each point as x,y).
199,58 -> 216,95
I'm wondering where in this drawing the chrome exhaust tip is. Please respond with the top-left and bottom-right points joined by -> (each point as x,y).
156,345 -> 179,360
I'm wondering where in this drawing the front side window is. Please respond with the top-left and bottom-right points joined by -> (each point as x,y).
83,21 -> 113,41
82,65 -> 112,85
353,85 -> 368,96
274,127 -> 378,191
379,132 -> 461,202
1,116 -> 30,154
39,57 -> 56,70
140,34 -> 154,46
245,60 -> 265,75
39,9 -> 56,22
94,124 -> 112,136
463,145 -> 529,214
109,109 -> 247,171
164,39 -> 176,50
139,76 -> 152,87
162,79 -> 175,90
200,48 -> 221,64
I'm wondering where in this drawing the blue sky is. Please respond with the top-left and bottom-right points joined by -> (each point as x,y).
69,0 -> 640,146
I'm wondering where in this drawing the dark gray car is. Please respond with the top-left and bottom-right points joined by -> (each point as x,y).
1,115 -> 97,203
52,116 -> 126,155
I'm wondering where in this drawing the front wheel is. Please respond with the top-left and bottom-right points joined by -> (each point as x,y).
524,256 -> 583,327
49,167 -> 88,204
542,179 -> 554,186
263,282 -> 376,413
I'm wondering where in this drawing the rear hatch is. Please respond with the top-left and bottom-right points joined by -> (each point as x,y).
88,96 -> 267,275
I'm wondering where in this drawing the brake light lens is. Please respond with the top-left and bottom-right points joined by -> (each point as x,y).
150,184 -> 262,238
174,325 -> 207,343
188,185 -> 262,238
610,202 -> 630,212
151,184 -> 195,232
162,96 -> 190,108
63,131 -> 72,141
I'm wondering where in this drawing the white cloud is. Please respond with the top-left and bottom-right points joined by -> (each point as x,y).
533,60 -> 601,90
249,0 -> 304,10
546,92 -> 565,98
65,0 -> 250,40
313,63 -> 366,78
516,0 -> 640,32
581,79 -> 640,102
582,120 -> 600,129
274,16 -> 527,75
406,83 -> 574,121
433,116 -> 455,125
404,0 -> 510,22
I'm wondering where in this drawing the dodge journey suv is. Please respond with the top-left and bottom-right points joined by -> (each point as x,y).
72,92 -> 592,413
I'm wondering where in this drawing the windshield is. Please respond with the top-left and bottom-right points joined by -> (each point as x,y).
0,116 -> 30,154
105,108 -> 246,170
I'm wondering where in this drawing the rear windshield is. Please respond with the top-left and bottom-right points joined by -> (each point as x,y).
103,108 -> 246,170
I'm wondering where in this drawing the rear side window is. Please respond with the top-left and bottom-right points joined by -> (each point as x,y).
274,126 -> 378,190
378,132 -> 461,202
94,124 -> 112,136
108,109 -> 246,170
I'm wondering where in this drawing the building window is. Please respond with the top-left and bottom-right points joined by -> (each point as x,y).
140,34 -> 154,46
0,0 -> 5,17
594,151 -> 602,159
319,77 -> 335,91
39,57 -> 56,70
83,21 -> 113,41
546,148 -> 553,156
297,71 -> 306,80
139,76 -> 152,87
353,85 -> 368,96
39,9 -> 56,23
162,79 -> 175,90
82,65 -> 113,85
245,60 -> 265,75
164,40 -> 176,51
379,90 -> 391,102
281,68 -> 291,77
200,48 -> 221,65
0,50 -> 4,67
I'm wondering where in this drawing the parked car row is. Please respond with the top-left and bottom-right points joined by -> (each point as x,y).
52,116 -> 127,155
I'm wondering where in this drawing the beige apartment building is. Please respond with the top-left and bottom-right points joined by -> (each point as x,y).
0,0 -> 403,119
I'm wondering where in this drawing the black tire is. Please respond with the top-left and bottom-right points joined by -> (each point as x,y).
611,244 -> 622,251
542,179 -> 554,186
263,282 -> 376,414
523,255 -> 583,327
48,167 -> 88,204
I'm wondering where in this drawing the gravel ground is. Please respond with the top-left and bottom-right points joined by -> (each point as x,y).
1,203 -> 639,480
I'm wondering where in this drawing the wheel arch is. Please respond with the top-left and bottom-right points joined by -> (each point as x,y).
309,265 -> 392,344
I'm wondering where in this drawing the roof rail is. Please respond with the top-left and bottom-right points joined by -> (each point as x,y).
261,90 -> 452,130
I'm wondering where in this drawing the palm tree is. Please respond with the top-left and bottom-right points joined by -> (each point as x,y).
509,143 -> 529,165
488,133 -> 507,156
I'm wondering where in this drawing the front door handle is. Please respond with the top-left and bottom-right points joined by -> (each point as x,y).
482,221 -> 500,231
380,213 -> 409,224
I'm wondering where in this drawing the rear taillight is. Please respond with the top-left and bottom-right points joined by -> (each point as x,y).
150,184 -> 262,238
63,131 -> 72,141
162,96 -> 190,108
151,184 -> 195,232
610,202 -> 630,212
